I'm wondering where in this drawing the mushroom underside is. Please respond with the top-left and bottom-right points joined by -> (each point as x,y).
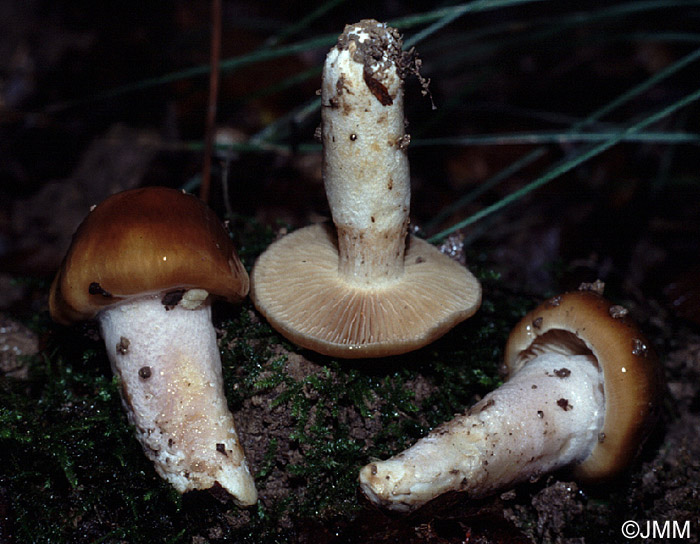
512,329 -> 594,370
250,223 -> 482,358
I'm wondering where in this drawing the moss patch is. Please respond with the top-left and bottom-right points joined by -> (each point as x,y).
0,218 -> 534,542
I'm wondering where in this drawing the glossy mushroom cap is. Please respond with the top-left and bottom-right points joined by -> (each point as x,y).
503,286 -> 663,481
49,186 -> 249,324
251,223 -> 481,358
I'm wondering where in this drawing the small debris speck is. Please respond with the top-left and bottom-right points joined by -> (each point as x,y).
161,289 -> 185,309
546,295 -> 562,308
609,305 -> 629,318
578,279 -> 605,294
116,336 -> 130,355
632,338 -> 649,357
88,282 -> 112,298
479,399 -> 495,412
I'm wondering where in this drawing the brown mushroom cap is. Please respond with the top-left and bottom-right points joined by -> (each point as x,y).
503,288 -> 663,481
49,186 -> 249,324
250,223 -> 481,358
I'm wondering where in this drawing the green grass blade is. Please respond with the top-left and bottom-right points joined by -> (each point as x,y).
403,0 -> 548,49
416,131 -> 700,146
46,34 -> 337,113
426,45 -> 700,231
425,148 -> 547,232
263,0 -> 349,47
428,86 -> 700,243
393,0 -> 549,32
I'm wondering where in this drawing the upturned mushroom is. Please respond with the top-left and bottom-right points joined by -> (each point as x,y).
250,20 -> 481,358
49,186 -> 257,505
359,282 -> 662,511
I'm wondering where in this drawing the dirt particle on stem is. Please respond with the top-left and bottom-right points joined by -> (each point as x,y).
116,336 -> 130,355
557,398 -> 572,411
610,305 -> 629,318
161,289 -> 185,309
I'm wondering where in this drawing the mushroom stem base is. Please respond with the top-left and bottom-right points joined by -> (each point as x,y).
359,352 -> 604,511
99,295 -> 257,505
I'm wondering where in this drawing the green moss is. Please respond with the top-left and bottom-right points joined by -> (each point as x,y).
227,214 -> 284,273
214,261 -> 531,536
0,327 -> 191,543
0,226 -> 531,541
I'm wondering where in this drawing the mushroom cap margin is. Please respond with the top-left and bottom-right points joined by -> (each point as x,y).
250,223 -> 482,358
49,186 -> 249,324
503,290 -> 663,481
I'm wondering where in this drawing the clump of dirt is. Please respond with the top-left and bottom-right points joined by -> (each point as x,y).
336,19 -> 431,105
233,347 -> 325,518
0,313 -> 38,379
224,310 -> 445,531
504,481 -> 586,544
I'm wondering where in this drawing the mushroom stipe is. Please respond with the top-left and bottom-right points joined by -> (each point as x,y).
251,20 -> 482,358
359,283 -> 662,511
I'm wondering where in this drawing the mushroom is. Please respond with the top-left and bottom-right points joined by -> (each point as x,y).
49,186 -> 257,505
359,282 -> 662,511
250,20 -> 481,358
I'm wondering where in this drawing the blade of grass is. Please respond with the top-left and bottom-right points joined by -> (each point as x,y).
247,0 -> 546,145
47,2 -> 545,114
415,131 -> 700,146
579,46 -> 700,125
403,2 -> 700,138
425,45 -> 700,231
170,128 -> 696,157
392,0 -> 551,31
420,1 -> 700,136
425,148 -> 548,232
45,34 -> 337,114
427,86 -> 700,243
200,0 -> 222,204
159,43 -> 700,159
233,65 -> 322,104
263,0 -> 349,47
403,0 -> 548,50
426,0 -> 700,73
249,96 -> 323,146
